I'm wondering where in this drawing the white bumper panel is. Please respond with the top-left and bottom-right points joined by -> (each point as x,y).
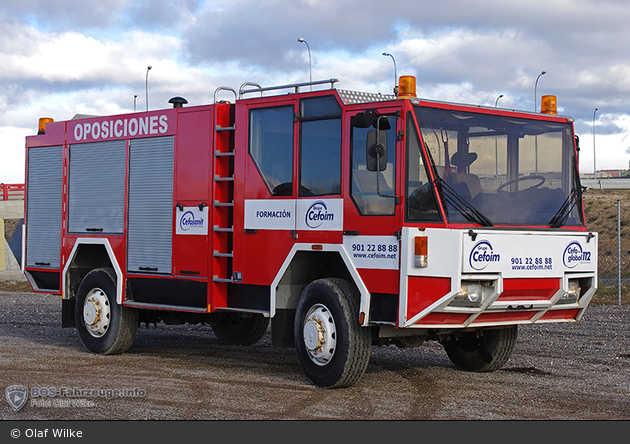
462,229 -> 597,277
399,227 -> 598,328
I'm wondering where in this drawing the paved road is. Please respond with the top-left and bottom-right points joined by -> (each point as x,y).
1,291 -> 628,420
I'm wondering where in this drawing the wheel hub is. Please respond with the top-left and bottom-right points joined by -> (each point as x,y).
303,304 -> 336,366
82,288 -> 111,338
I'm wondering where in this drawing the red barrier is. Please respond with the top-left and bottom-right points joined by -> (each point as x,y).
1,183 -> 25,201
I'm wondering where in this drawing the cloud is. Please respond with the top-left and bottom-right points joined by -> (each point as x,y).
173,0 -> 630,128
0,0 -> 127,29
3,0 -> 630,181
0,126 -> 29,183
127,0 -> 201,29
182,0 -> 400,71
0,22 -> 188,120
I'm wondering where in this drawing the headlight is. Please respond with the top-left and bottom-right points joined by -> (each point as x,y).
557,279 -> 581,305
449,280 -> 494,308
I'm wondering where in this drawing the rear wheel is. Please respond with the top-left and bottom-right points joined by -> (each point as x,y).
212,313 -> 270,346
75,268 -> 138,355
443,326 -> 518,372
294,278 -> 371,388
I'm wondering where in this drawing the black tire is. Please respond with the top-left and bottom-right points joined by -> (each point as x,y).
294,278 -> 371,388
443,326 -> 518,372
75,268 -> 138,355
212,313 -> 270,346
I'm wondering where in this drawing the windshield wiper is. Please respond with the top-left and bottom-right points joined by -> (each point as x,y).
436,178 -> 493,227
548,185 -> 586,228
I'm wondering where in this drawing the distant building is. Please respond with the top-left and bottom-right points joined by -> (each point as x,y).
580,170 -> 630,179
598,170 -> 629,178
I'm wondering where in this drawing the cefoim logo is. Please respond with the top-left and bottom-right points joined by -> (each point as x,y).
469,240 -> 501,271
305,201 -> 334,229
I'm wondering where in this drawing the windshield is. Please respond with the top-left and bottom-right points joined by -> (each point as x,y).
406,106 -> 584,227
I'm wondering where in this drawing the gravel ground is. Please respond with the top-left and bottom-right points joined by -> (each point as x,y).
0,291 -> 628,420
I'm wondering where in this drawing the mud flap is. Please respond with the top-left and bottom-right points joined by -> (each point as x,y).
271,308 -> 295,348
62,298 -> 76,328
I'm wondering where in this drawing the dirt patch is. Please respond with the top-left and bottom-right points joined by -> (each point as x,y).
1,291 -> 629,420
3,218 -> 21,240
0,280 -> 31,292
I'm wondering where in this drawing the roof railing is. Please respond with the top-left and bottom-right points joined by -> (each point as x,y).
238,78 -> 339,99
213,86 -> 238,104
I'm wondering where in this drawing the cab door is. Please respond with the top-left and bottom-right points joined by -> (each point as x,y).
294,95 -> 344,244
343,106 -> 403,304
233,98 -> 299,288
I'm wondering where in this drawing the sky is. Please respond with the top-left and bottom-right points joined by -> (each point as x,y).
2,0 -> 630,183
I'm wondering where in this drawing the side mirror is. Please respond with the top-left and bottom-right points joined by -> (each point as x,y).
352,110 -> 377,128
575,135 -> 580,152
367,130 -> 387,171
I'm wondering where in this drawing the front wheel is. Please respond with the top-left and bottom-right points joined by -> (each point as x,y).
294,278 -> 371,388
75,268 -> 138,355
442,326 -> 518,372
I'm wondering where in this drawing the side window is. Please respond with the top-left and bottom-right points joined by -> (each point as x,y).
351,117 -> 396,216
299,96 -> 342,196
249,106 -> 294,196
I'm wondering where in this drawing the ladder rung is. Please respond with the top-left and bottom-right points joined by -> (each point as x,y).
213,251 -> 233,258
215,125 -> 235,132
213,276 -> 233,283
214,175 -> 234,182
215,150 -> 235,157
214,201 -> 234,207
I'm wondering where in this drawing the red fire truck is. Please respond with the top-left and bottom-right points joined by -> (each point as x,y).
23,75 -> 597,388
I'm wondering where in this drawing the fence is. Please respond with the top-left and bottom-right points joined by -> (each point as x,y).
583,189 -> 630,305
1,184 -> 25,280
1,203 -> 24,281
1,183 -> 25,201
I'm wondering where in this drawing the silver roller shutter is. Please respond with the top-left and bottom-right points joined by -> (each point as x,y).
26,146 -> 63,268
68,140 -> 126,234
127,136 -> 174,274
